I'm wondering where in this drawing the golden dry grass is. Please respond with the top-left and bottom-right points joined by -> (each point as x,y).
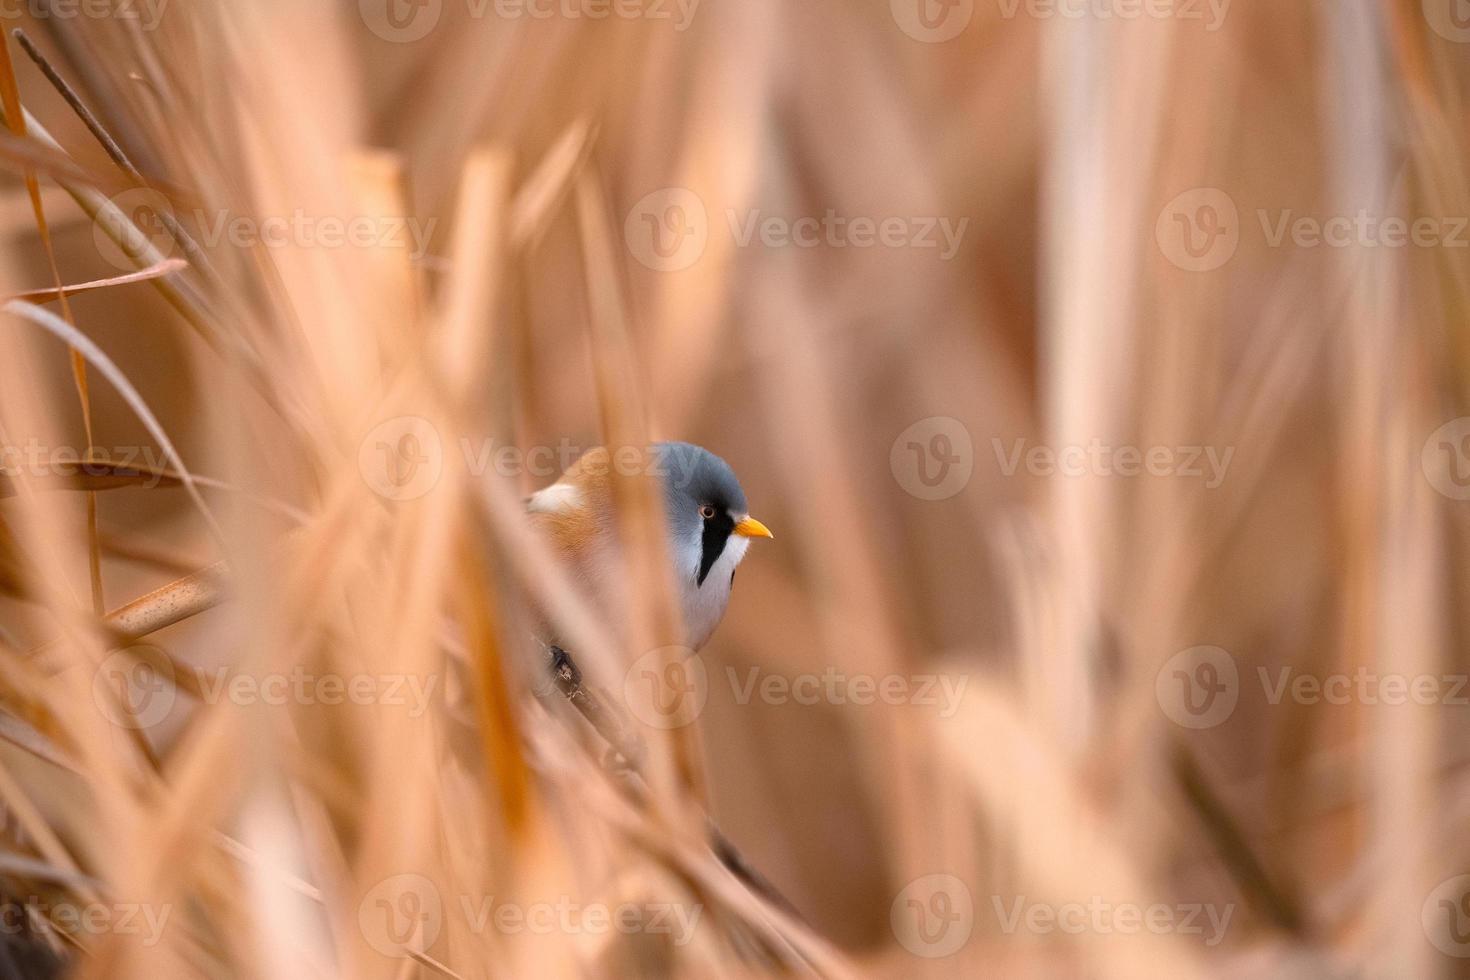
0,1 -> 1467,977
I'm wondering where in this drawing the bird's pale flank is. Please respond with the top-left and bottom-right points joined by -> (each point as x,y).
527,442 -> 772,651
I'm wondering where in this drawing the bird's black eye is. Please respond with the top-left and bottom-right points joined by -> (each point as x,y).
699,505 -> 717,520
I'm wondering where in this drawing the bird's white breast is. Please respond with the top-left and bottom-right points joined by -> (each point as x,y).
675,534 -> 749,651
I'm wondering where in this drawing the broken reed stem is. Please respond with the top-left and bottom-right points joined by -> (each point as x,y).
102,560 -> 228,640
6,257 -> 189,304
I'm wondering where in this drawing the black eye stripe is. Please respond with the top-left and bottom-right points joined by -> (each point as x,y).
696,510 -> 735,587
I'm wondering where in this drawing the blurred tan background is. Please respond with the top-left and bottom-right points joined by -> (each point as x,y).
0,1 -> 1469,977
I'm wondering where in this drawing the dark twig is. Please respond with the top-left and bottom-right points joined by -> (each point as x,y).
31,0 -> 158,175
12,28 -> 221,290
539,643 -> 804,923
544,644 -> 646,774
12,29 -> 133,176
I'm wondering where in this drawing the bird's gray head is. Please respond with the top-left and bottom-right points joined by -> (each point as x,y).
654,442 -> 769,587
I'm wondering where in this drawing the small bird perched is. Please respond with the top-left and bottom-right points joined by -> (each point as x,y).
527,442 -> 772,651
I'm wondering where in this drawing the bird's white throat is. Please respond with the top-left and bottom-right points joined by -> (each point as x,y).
676,531 -> 750,651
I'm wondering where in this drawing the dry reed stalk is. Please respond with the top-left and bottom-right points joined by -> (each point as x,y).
0,2 -> 1465,978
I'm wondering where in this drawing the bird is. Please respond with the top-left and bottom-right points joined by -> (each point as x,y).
527,441 -> 772,652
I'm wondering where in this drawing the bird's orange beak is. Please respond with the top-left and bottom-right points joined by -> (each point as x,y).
734,516 -> 773,539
